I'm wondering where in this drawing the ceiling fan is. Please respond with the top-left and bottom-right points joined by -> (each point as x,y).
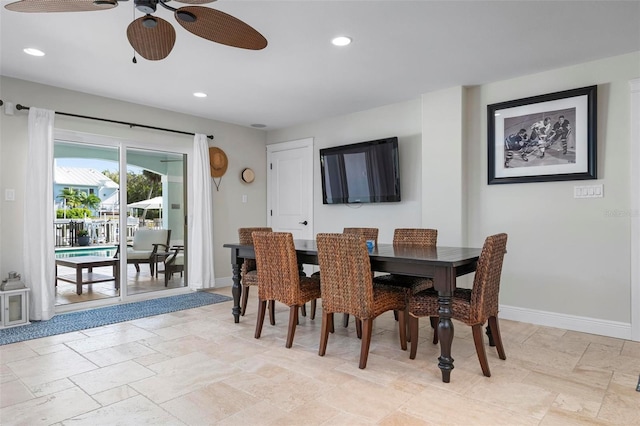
4,0 -> 268,61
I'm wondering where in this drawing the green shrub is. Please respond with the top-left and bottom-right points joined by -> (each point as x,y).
56,208 -> 92,219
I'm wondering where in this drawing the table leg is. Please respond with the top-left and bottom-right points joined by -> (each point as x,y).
435,266 -> 455,383
76,266 -> 83,295
437,294 -> 454,383
231,263 -> 241,323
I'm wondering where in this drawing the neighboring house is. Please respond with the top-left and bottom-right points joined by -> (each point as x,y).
54,166 -> 119,215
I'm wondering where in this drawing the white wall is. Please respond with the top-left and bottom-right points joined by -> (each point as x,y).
0,77 -> 267,282
422,86 -> 466,246
465,52 -> 639,333
266,99 -> 423,243
267,52 -> 640,339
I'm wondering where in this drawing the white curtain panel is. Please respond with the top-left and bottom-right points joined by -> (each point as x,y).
23,108 -> 56,320
188,134 -> 215,289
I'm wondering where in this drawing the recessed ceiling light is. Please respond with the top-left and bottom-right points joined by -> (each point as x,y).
23,48 -> 45,57
251,123 -> 267,128
193,92 -> 207,98
331,36 -> 352,47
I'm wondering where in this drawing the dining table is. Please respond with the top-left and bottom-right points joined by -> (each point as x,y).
223,239 -> 482,383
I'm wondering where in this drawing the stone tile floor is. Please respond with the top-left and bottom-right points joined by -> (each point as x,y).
2,286 -> 639,425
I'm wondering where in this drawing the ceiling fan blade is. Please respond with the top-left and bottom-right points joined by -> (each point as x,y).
5,0 -> 117,13
127,16 -> 176,61
175,6 -> 267,50
171,0 -> 217,4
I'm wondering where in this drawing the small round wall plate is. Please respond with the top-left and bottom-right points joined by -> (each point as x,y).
241,168 -> 255,183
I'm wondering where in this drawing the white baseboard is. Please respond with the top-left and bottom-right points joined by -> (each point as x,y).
214,276 -> 233,288
208,280 -> 634,341
499,304 -> 633,341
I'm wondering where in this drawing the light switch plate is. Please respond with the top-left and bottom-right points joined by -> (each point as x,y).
574,184 -> 603,198
5,189 -> 15,201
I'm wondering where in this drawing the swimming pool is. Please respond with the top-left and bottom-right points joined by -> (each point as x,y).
55,246 -> 118,258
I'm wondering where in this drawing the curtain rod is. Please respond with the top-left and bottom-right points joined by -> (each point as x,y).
13,103 -> 214,140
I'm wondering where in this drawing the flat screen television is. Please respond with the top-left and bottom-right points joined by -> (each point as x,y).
320,137 -> 401,204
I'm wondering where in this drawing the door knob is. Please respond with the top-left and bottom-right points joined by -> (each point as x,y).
299,220 -> 308,226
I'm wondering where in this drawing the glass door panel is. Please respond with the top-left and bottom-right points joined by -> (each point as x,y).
125,148 -> 187,295
53,141 -> 121,306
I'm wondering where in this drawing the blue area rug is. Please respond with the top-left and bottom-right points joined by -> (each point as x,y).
0,291 -> 231,346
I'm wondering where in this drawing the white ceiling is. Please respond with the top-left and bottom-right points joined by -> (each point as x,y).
1,1 -> 639,130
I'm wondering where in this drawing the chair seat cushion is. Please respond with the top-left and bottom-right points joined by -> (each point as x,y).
298,276 -> 322,302
373,274 -> 433,294
409,288 -> 474,325
172,254 -> 184,266
370,285 -> 406,318
127,249 -> 154,260
242,270 -> 259,286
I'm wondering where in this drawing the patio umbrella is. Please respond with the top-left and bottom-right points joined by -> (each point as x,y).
127,196 -> 163,209
127,196 -> 163,220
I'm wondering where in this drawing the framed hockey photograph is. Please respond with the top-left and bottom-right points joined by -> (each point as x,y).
487,85 -> 597,185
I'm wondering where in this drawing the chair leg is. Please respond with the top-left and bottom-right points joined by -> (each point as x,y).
488,316 -> 506,360
319,311 -> 333,356
240,285 -> 250,316
359,318 -> 373,369
405,308 -> 411,343
486,323 -> 495,347
269,300 -> 276,325
330,313 -> 335,333
343,313 -> 350,327
286,305 -> 299,348
398,309 -> 407,351
409,315 -> 419,359
472,324 -> 491,377
254,299 -> 267,339
149,262 -> 155,276
134,263 -> 140,273
310,299 -> 316,320
393,310 -> 399,321
355,318 -> 362,339
300,303 -> 307,317
430,316 -> 439,344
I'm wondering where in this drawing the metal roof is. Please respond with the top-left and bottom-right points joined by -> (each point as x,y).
54,167 -> 118,189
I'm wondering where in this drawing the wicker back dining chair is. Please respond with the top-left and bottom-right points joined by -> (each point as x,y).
316,233 -> 407,369
373,228 -> 438,335
252,232 -> 321,348
408,233 -> 508,377
238,227 -> 272,317
343,227 -> 379,247
340,227 -> 379,328
374,228 -> 437,293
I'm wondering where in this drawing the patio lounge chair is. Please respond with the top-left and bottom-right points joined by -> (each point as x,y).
114,229 -> 171,275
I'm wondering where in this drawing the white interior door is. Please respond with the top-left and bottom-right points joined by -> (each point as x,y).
267,138 -> 314,240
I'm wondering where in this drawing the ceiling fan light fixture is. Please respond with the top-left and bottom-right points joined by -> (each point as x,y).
142,16 -> 158,29
331,36 -> 352,47
176,10 -> 197,23
23,48 -> 45,57
135,0 -> 157,15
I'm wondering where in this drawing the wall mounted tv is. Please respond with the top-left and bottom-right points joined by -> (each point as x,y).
320,136 -> 401,204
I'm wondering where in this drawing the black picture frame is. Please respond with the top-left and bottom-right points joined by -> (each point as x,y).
488,85 -> 597,185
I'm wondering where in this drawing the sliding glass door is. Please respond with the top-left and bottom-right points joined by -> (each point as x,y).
53,133 -> 188,308
125,148 -> 187,295
53,140 -> 121,305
